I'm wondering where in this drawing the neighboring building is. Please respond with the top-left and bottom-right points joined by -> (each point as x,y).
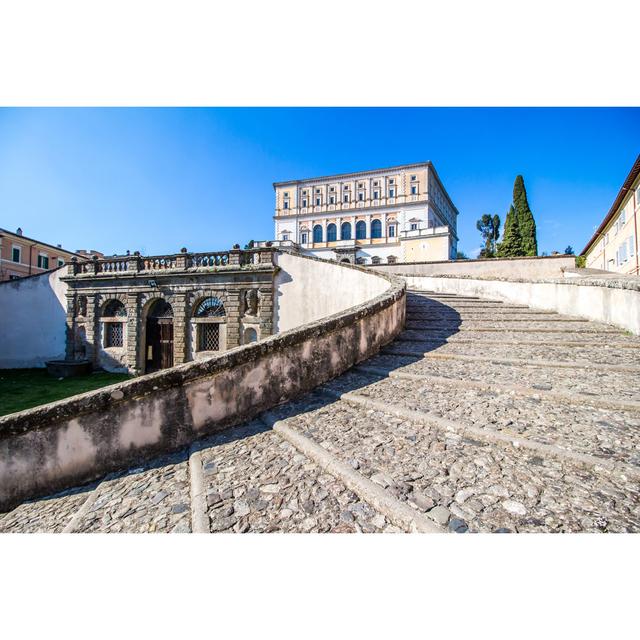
272,162 -> 459,264
0,227 -> 89,282
582,154 -> 640,275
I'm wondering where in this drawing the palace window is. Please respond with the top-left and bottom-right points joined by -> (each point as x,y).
316,197 -> 321,206
330,186 -> 335,192
344,194 -> 349,203
103,299 -> 127,317
358,183 -> 364,188
356,257 -> 366,265
195,297 -> 226,317
387,255 -> 397,264
302,198 -> 307,207
283,201 -> 289,209
358,192 -> 364,201
388,224 -> 396,238
373,190 -> 379,199
389,188 -> 395,197
410,175 -> 416,181
198,324 -> 220,351
411,223 -> 418,231
389,179 -> 395,185
313,225 -> 323,243
12,246 -> 21,263
105,322 -> 124,348
371,219 -> 382,238
301,232 -> 308,244
373,181 -> 379,187
37,254 -> 49,269
58,258 -> 65,267
411,185 -> 417,195
371,256 -> 381,265
329,195 -> 335,204
327,223 -> 337,242
316,189 -> 321,194
341,221 -> 352,240
356,220 -> 366,240
282,233 -> 290,241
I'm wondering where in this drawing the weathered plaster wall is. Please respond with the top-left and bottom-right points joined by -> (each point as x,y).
0,254 -> 404,510
372,255 -> 575,279
406,275 -> 640,335
0,268 -> 68,368
274,250 -> 390,332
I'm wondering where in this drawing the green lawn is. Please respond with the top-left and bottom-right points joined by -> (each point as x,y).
0,369 -> 132,417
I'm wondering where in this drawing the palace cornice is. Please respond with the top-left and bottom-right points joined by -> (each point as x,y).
273,199 -> 431,221
273,162 -> 433,188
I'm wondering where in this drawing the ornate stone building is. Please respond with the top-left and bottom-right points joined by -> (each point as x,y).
272,162 -> 459,264
61,247 -> 276,374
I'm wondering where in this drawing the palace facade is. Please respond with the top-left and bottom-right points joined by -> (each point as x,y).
273,162 -> 459,264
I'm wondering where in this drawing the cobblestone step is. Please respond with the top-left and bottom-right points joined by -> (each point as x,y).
269,394 -> 640,533
365,352 -> 640,402
321,371 -> 640,471
404,321 -> 624,333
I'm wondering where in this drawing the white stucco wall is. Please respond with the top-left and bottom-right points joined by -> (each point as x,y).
406,275 -> 640,335
274,251 -> 391,332
0,269 -> 68,368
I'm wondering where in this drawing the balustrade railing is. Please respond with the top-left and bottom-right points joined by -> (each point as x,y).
67,248 -> 273,276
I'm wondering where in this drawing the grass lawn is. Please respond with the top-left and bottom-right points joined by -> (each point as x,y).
0,369 -> 132,417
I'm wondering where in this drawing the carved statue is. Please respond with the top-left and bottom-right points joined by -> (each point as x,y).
244,288 -> 259,317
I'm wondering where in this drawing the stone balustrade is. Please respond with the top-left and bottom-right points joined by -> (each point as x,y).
66,248 -> 274,277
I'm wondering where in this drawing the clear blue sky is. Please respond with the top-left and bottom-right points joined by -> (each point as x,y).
1,108 -> 638,257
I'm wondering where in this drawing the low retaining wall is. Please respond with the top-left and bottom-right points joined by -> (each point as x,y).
372,255 -> 575,279
406,275 -> 640,335
0,252 -> 405,511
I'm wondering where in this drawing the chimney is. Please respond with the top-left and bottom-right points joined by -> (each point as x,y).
16,227 -> 23,236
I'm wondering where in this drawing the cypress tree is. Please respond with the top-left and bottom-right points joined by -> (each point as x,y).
513,175 -> 538,256
496,205 -> 521,257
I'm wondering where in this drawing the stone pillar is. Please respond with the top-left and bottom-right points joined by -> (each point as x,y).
125,293 -> 140,374
172,292 -> 188,365
64,293 -> 76,359
229,249 -> 242,267
259,285 -> 274,337
84,294 -> 98,365
225,290 -> 241,348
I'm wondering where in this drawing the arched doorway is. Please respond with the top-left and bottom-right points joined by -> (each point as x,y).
145,299 -> 174,372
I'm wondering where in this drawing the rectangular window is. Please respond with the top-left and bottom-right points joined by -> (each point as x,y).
316,198 -> 321,206
389,189 -> 395,197
301,232 -> 308,244
105,322 -> 123,348
410,223 -> 418,231
283,201 -> 289,209
373,190 -> 379,199
410,175 -> 416,181
302,198 -> 307,207
12,246 -> 21,263
282,233 -> 289,241
358,192 -> 364,201
37,254 -> 49,269
389,179 -> 394,185
343,194 -> 349,203
329,195 -> 335,204
198,323 -> 220,351
411,185 -> 417,195
389,225 -> 395,237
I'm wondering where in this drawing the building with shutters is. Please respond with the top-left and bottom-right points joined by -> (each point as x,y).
582,154 -> 640,275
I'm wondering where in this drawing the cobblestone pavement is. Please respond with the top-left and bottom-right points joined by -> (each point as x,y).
1,289 -> 639,533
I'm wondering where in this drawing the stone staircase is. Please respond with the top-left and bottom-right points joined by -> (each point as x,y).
2,290 -> 639,533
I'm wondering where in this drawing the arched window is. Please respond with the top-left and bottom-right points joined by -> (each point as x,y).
103,299 -> 127,318
327,223 -> 337,242
194,297 -> 225,317
313,225 -> 323,243
101,299 -> 126,348
341,222 -> 352,240
371,219 -> 382,238
355,220 -> 366,240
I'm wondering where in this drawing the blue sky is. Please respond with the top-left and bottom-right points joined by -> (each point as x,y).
0,107 -> 638,257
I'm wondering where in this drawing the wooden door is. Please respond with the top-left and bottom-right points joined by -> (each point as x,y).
145,318 -> 174,372
158,319 -> 173,369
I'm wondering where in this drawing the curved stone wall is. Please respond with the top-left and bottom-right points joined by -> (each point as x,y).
0,252 -> 405,511
406,274 -> 640,335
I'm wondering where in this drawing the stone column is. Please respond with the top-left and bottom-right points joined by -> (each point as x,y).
172,292 -> 188,365
259,285 -> 274,337
64,293 -> 76,359
84,294 -> 98,365
225,290 -> 241,349
125,293 -> 140,374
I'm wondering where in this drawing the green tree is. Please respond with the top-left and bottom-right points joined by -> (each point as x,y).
564,245 -> 574,255
513,175 -> 538,256
496,205 -> 522,257
455,250 -> 469,260
476,214 -> 501,257
244,240 -> 255,250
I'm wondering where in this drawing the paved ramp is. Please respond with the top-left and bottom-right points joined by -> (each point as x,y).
3,290 -> 639,533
